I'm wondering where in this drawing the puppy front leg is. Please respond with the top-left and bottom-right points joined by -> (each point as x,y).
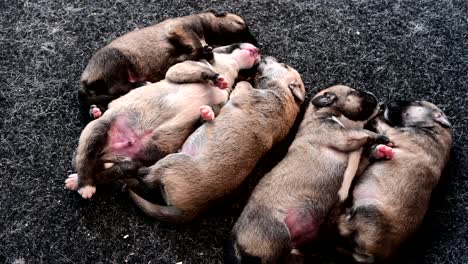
338,149 -> 363,202
165,61 -> 228,89
331,129 -> 390,153
338,142 -> 395,202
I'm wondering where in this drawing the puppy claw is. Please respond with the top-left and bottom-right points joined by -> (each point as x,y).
78,185 -> 96,199
103,162 -> 114,169
200,105 -> 215,121
64,173 -> 79,190
89,105 -> 102,119
214,75 -> 229,89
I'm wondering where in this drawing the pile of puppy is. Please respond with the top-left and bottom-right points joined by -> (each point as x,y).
64,11 -> 452,263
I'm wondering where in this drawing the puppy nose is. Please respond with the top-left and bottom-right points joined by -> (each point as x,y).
240,43 -> 259,54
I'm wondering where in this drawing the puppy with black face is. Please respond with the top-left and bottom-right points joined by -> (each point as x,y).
338,100 -> 452,263
80,11 -> 257,119
228,85 -> 389,263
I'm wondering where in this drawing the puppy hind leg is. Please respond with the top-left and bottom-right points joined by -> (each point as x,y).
165,60 -> 228,88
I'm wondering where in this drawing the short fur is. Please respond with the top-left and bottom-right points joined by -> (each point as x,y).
338,100 -> 452,263
230,85 -> 389,263
129,56 -> 306,223
66,44 -> 260,199
80,11 -> 257,116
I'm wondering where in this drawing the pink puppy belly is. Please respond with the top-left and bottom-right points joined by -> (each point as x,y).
107,117 -> 152,158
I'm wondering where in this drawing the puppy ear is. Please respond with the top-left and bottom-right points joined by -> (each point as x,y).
289,82 -> 305,102
434,112 -> 451,127
311,92 -> 337,107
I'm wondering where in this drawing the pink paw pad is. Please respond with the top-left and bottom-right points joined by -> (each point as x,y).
89,105 -> 102,119
214,75 -> 229,89
199,105 -> 215,121
375,144 -> 394,160
64,173 -> 79,190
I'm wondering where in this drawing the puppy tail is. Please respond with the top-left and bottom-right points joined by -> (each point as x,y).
223,237 -> 262,264
129,190 -> 188,223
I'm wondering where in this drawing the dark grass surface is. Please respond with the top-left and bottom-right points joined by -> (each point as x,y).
1,0 -> 467,263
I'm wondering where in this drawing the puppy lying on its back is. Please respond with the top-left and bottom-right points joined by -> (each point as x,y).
65,43 -> 260,199
80,11 -> 257,118
338,100 -> 452,263
129,56 -> 306,223
228,85 -> 390,263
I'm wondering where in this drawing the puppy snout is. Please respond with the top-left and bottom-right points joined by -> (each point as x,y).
240,43 -> 259,54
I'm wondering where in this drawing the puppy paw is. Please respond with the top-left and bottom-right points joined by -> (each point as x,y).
200,105 -> 215,121
64,173 -> 79,190
214,75 -> 229,89
372,144 -> 394,160
78,185 -> 96,199
89,105 -> 102,119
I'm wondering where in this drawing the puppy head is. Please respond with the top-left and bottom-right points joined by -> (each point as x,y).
256,56 -> 306,103
212,43 -> 261,70
200,11 -> 258,46
383,100 -> 451,128
311,85 -> 378,121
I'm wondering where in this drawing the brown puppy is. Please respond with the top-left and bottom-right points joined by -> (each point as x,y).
338,100 -> 452,263
65,43 -> 260,199
80,11 -> 257,118
228,85 -> 390,263
128,56 -> 306,223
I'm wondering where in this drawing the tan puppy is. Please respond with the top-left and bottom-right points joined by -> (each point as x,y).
128,56 -> 306,223
338,100 -> 452,263
228,85 -> 390,263
80,11 -> 257,118
65,43 -> 260,199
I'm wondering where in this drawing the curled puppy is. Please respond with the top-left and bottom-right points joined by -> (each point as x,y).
65,43 -> 260,199
128,56 -> 306,223
80,11 -> 258,118
337,100 -> 452,263
228,85 -> 389,263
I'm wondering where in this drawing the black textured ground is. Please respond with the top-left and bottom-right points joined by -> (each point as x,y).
1,1 -> 467,263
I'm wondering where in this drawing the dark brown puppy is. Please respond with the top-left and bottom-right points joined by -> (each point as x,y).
128,56 -> 306,223
338,100 -> 452,263
65,43 -> 260,199
228,85 -> 389,263
80,11 -> 257,118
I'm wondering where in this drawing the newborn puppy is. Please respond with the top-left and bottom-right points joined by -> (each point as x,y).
65,43 -> 260,199
228,85 -> 389,263
128,56 -> 306,223
80,11 -> 257,118
338,100 -> 452,263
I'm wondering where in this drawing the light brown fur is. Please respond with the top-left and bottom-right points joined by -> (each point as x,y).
230,85 -> 388,263
129,56 -> 306,223
338,101 -> 452,263
66,44 -> 259,199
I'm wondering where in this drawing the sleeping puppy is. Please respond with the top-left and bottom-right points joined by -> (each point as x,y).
80,11 -> 258,118
227,85 -> 390,263
128,56 -> 306,223
337,100 -> 452,263
65,43 -> 260,199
